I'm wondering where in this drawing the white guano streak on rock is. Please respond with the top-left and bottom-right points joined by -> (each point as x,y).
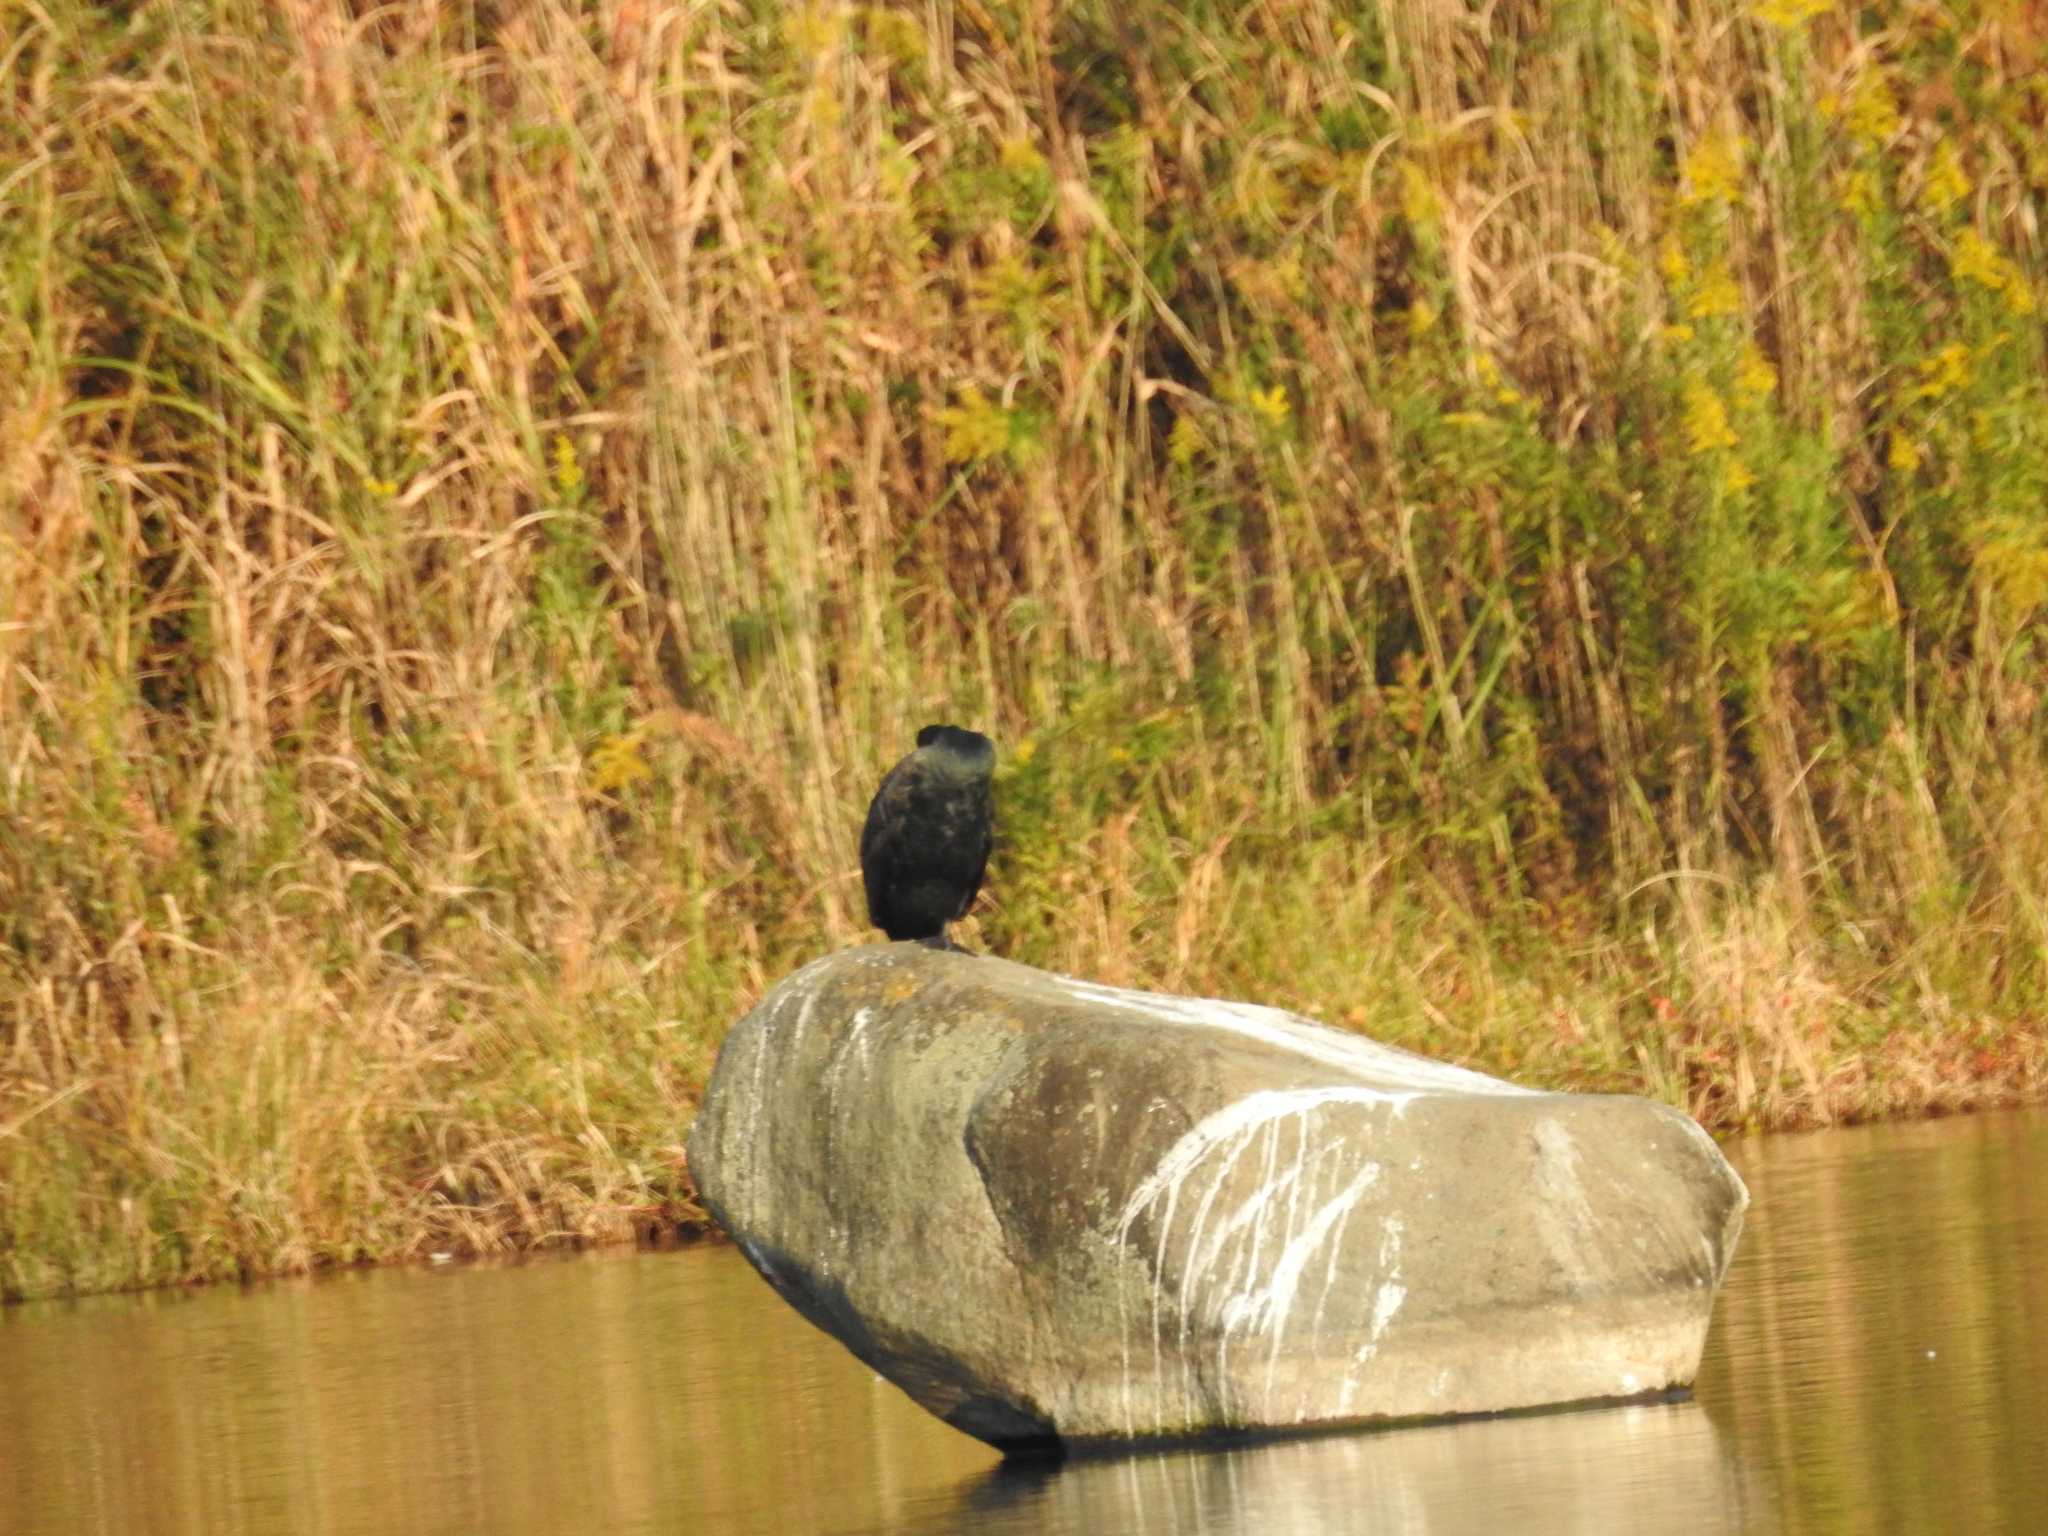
746,977 -> 832,1230
824,1005 -> 875,1118
739,985 -> 793,1198
1336,1219 -> 1405,1416
1211,1112 -> 1291,1404
1170,1113 -> 1277,1411
816,1006 -> 878,1281
1056,976 -> 1537,1102
1114,1087 -> 1397,1434
1247,1154 -> 1385,1418
845,1006 -> 875,1068
1310,1171 -> 1370,1341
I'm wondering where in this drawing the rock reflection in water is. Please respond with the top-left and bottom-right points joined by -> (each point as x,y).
886,1401 -> 1773,1536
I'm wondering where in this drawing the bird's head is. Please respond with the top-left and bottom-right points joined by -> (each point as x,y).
914,723 -> 996,780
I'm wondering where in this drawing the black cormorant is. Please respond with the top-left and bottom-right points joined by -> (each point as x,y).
860,724 -> 995,946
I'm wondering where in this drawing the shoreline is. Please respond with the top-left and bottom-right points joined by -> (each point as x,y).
8,1036 -> 2040,1307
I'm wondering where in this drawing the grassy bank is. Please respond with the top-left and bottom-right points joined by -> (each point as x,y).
4,0 -> 2046,1302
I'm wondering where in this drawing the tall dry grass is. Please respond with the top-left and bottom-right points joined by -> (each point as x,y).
3,0 -> 2046,1300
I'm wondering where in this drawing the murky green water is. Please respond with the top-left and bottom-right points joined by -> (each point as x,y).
3,1110 -> 2043,1534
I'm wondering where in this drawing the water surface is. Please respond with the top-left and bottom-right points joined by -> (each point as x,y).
3,1110 -> 2042,1534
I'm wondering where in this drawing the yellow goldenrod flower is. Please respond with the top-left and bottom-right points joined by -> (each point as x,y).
1247,382 -> 1291,426
1737,343 -> 1778,398
780,4 -> 842,56
552,434 -> 583,495
1679,134 -> 1746,209
1845,73 -> 1902,147
1838,167 -> 1879,217
866,8 -> 926,67
1754,0 -> 1829,28
999,137 -> 1048,175
1922,141 -> 1971,216
1950,228 -> 2012,293
1687,260 -> 1743,319
1659,236 -> 1690,287
1916,342 -> 1972,401
933,386 -> 1012,462
1889,434 -> 1924,473
1947,227 -> 2036,310
1400,160 -> 1440,228
1683,379 -> 1739,455
588,728 -> 654,794
1973,516 -> 2048,620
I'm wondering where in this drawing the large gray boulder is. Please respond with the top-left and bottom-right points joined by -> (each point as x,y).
686,945 -> 1746,1453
